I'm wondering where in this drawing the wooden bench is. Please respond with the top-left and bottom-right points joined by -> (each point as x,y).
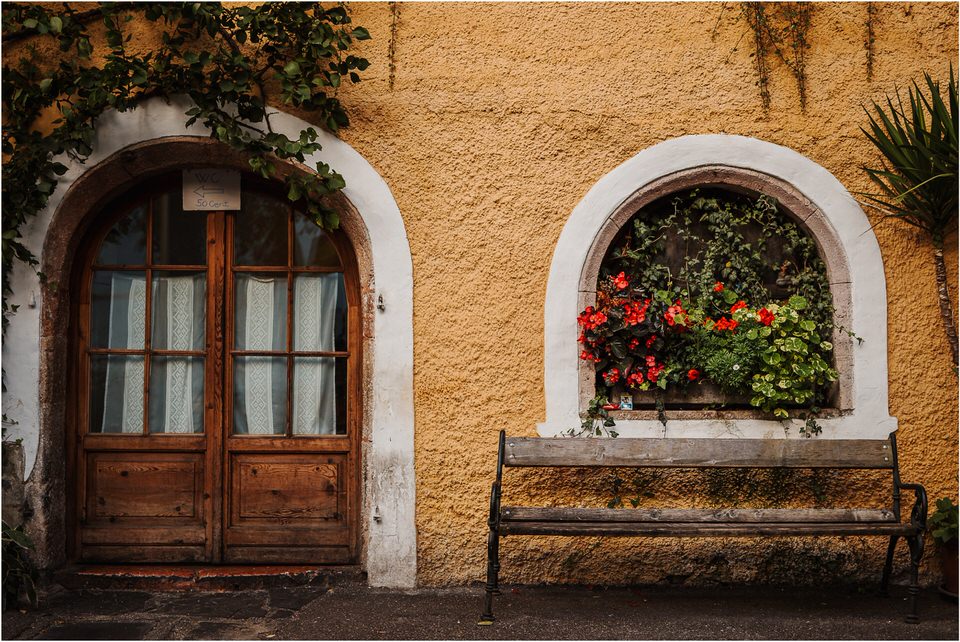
480,431 -> 928,623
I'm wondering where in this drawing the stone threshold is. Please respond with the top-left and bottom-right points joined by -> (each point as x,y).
53,564 -> 364,592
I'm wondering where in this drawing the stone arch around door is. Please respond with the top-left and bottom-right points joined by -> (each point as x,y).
5,98 -> 416,587
539,134 -> 896,440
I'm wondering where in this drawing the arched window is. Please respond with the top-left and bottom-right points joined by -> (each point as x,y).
541,136 -> 895,441
579,186 -> 838,424
73,172 -> 360,563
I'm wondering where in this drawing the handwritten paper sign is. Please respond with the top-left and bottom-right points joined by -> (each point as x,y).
182,169 -> 241,211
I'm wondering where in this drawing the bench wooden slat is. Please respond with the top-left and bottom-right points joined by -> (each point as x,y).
504,437 -> 893,469
501,507 -> 897,524
500,521 -> 915,537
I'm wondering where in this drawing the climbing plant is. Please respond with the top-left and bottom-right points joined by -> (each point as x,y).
864,3 -> 877,82
742,2 -> 812,112
1,2 -> 371,327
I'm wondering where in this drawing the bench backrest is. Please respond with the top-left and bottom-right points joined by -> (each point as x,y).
503,436 -> 895,469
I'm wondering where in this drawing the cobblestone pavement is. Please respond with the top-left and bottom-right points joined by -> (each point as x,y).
3,582 -> 957,640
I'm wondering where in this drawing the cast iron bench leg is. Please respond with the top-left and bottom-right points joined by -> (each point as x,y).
905,534 -> 924,624
481,525 -> 500,622
879,535 -> 899,597
480,478 -> 501,624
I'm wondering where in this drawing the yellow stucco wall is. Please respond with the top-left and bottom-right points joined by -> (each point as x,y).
330,1 -> 958,586
5,2 -> 958,586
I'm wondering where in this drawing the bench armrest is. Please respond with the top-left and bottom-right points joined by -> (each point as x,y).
897,482 -> 928,530
487,430 -> 507,530
488,481 -> 501,530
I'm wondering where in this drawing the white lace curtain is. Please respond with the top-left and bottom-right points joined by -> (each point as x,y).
99,271 -> 336,435
101,273 -> 204,433
102,273 -> 146,433
235,273 -> 338,435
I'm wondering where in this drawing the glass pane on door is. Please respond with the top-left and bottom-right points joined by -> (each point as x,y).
89,355 -> 145,433
292,357 -> 345,435
234,356 -> 287,435
152,192 -> 207,265
293,273 -> 345,351
97,205 -> 147,265
235,274 -> 287,350
293,216 -> 341,267
149,356 -> 204,434
151,272 -> 206,350
90,271 -> 147,349
234,191 -> 288,266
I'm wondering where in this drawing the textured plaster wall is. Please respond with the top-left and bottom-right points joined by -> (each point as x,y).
332,1 -> 958,587
4,2 -> 958,587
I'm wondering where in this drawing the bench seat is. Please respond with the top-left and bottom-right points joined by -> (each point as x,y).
500,506 -> 914,537
480,431 -> 928,625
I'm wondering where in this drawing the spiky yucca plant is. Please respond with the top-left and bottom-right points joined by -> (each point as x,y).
861,68 -> 959,370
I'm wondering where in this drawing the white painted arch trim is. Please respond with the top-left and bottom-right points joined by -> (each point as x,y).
2,96 -> 416,587
539,134 -> 896,440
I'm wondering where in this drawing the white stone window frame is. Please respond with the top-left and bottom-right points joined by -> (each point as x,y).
540,135 -> 896,440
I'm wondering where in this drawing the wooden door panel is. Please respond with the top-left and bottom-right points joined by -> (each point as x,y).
80,452 -> 207,561
80,545 -> 207,563
224,452 -> 355,558
90,455 -> 200,519
80,526 -> 206,546
228,453 -> 350,530
222,545 -> 354,564
236,460 -> 339,520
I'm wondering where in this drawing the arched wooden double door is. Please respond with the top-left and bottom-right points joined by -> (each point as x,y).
70,174 -> 360,564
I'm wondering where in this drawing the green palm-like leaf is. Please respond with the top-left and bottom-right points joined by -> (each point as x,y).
860,67 -> 959,247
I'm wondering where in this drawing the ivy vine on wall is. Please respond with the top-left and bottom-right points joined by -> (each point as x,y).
1,2 -> 371,327
742,2 -> 812,112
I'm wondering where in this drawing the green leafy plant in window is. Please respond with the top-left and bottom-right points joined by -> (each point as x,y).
577,190 -> 839,433
1,2 -> 372,330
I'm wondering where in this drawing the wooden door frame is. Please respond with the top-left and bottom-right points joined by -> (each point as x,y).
65,169 -> 363,564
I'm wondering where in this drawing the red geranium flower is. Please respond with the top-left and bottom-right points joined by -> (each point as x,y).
577,306 -> 609,330
647,363 -> 664,383
730,300 -> 748,313
627,338 -> 640,350
602,368 -> 620,385
626,370 -> 645,388
612,271 -> 630,290
714,317 -> 739,332
577,306 -> 594,327
757,307 -> 775,326
664,300 -> 689,327
687,369 -> 700,381
622,299 -> 650,326
713,281 -> 724,292
645,335 -> 657,349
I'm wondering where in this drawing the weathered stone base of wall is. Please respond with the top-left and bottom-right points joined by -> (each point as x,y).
2,441 -> 25,528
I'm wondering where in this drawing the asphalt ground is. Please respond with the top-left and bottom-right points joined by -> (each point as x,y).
2,582 -> 957,640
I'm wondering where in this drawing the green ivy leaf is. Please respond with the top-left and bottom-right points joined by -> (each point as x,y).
787,295 -> 808,310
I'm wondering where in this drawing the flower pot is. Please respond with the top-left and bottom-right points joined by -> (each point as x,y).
619,381 -> 753,409
939,540 -> 958,600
